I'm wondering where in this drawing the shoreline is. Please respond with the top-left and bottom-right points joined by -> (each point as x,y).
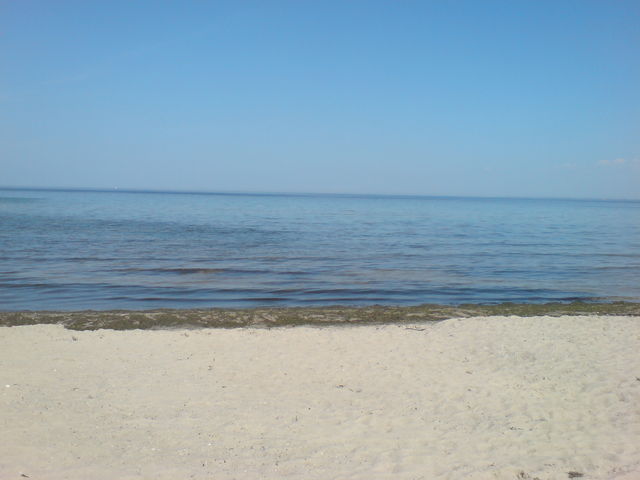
1,301 -> 639,330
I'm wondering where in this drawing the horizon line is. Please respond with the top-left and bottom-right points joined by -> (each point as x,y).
0,185 -> 638,203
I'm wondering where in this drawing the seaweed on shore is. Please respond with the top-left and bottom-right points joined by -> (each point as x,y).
0,301 -> 638,331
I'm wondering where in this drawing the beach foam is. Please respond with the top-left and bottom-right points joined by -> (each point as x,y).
1,315 -> 639,479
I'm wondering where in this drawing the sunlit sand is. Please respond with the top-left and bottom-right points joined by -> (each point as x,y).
1,315 -> 639,479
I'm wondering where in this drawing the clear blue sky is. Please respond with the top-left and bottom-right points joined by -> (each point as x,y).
1,0 -> 639,198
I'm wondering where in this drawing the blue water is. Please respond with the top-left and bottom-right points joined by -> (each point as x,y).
1,188 -> 639,310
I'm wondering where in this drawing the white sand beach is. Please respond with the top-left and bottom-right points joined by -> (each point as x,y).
1,315 -> 639,480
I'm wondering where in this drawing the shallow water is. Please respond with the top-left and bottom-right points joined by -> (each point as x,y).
1,188 -> 639,310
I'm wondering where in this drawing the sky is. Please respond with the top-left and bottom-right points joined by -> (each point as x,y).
1,0 -> 639,199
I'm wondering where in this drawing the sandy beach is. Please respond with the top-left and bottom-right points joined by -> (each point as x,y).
1,315 -> 639,480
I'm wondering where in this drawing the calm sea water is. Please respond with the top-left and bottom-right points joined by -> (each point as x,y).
1,188 -> 639,310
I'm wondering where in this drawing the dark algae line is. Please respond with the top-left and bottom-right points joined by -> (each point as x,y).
1,301 -> 638,331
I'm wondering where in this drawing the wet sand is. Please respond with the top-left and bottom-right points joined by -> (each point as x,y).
1,315 -> 639,479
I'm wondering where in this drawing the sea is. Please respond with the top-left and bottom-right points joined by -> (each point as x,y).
1,188 -> 639,311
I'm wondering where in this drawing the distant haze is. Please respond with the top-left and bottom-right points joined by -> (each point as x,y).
1,1 -> 639,199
